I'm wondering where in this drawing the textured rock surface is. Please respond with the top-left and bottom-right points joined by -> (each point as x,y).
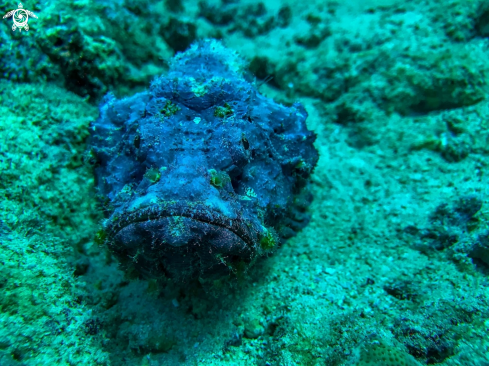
89,40 -> 318,281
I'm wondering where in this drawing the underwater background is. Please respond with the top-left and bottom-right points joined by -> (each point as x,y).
1,0 -> 489,365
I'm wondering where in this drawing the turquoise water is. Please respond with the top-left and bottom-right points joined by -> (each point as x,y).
1,0 -> 488,365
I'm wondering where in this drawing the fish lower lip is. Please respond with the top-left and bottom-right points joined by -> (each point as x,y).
104,201 -> 263,280
105,201 -> 257,247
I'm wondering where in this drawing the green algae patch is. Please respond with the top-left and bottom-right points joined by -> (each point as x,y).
209,169 -> 230,188
260,227 -> 278,251
160,100 -> 180,118
144,167 -> 162,183
214,103 -> 234,118
94,228 -> 107,245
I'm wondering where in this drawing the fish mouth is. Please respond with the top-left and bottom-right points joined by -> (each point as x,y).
103,201 -> 262,280
105,201 -> 258,247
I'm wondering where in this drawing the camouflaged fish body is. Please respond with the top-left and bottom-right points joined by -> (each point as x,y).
89,40 -> 318,281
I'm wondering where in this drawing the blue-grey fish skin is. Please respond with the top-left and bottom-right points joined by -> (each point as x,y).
89,40 -> 318,281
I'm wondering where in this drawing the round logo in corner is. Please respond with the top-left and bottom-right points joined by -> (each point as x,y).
3,3 -> 38,32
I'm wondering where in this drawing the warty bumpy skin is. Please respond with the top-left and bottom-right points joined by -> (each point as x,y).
88,40 -> 319,282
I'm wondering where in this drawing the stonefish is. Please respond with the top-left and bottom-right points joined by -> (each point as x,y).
89,40 -> 318,282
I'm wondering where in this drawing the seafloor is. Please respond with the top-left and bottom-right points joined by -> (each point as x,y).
1,0 -> 489,365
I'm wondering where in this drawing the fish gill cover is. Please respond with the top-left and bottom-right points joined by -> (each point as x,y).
88,39 -> 319,282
